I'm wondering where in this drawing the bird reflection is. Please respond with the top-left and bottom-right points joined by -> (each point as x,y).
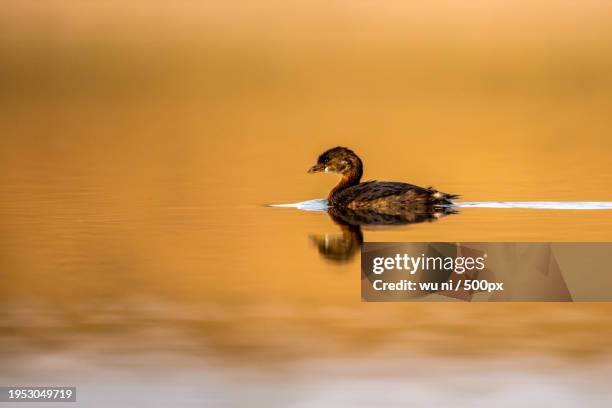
310,204 -> 456,263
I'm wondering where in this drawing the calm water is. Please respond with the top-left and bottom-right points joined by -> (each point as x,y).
2,2 -> 612,406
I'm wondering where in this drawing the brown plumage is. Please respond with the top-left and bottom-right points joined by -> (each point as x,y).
308,146 -> 458,211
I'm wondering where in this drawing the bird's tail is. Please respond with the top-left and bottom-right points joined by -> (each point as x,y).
428,188 -> 460,206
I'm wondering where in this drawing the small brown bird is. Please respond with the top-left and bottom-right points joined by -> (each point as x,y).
308,146 -> 458,213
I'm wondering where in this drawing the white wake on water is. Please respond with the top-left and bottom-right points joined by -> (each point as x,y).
270,199 -> 612,211
457,202 -> 612,210
270,199 -> 329,211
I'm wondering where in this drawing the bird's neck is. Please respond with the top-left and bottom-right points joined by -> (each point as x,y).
329,165 -> 362,202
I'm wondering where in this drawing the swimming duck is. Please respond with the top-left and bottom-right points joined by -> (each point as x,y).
308,146 -> 458,211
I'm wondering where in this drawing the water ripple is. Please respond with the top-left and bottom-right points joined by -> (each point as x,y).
271,200 -> 612,211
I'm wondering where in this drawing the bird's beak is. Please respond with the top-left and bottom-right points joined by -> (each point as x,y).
308,163 -> 325,173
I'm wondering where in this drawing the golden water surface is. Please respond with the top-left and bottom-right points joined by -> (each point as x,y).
2,1 -> 612,406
